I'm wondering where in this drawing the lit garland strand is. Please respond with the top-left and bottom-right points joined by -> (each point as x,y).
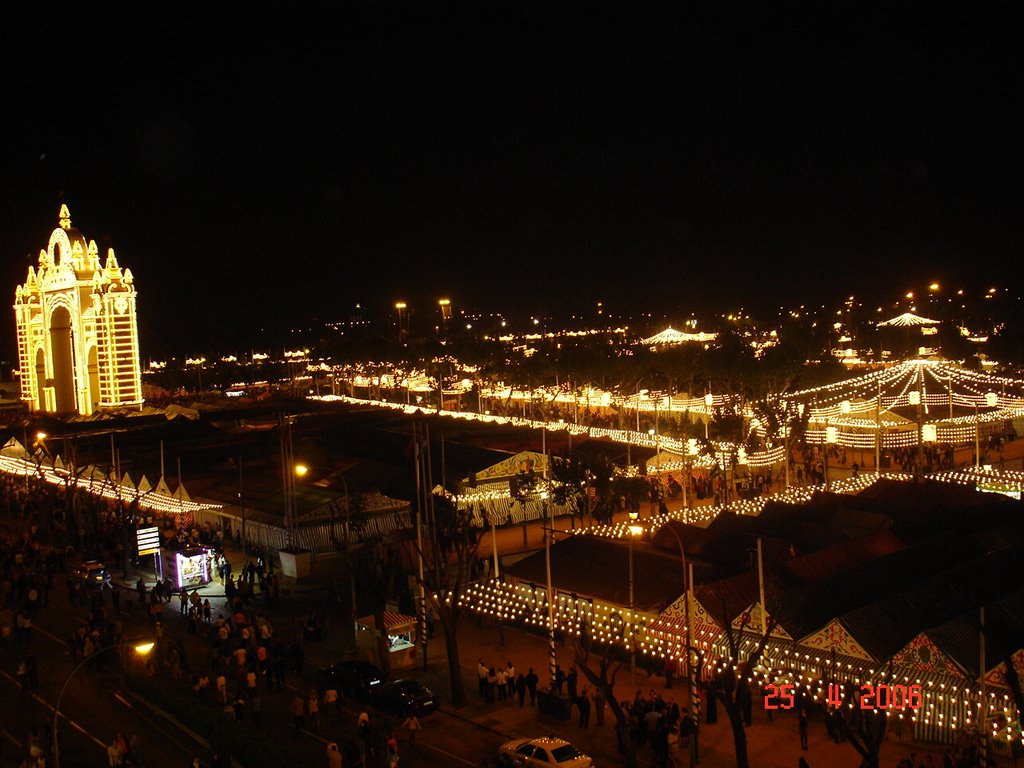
0,455 -> 222,515
317,394 -> 763,474
323,359 -> 1024,464
458,577 -> 1020,745
569,472 -> 905,539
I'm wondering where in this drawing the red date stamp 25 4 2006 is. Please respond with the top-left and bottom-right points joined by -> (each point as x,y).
763,683 -> 923,710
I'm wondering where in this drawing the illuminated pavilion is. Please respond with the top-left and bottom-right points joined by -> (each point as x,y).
13,205 -> 143,415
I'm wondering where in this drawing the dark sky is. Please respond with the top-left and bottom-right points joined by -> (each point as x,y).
1,5 -> 1021,355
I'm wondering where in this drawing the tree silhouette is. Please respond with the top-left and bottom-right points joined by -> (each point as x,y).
416,482 -> 482,707
573,623 -> 639,768
699,600 -> 776,768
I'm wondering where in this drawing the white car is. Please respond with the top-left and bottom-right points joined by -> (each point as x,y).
499,737 -> 595,768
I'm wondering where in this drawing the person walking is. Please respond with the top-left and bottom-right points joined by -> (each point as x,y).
107,739 -> 123,767
324,685 -> 339,717
496,665 -> 507,702
129,734 -> 142,768
291,692 -> 305,735
799,705 -> 809,750
505,661 -> 516,700
577,686 -> 591,727
567,666 -> 578,699
486,666 -> 497,703
515,672 -> 527,707
358,709 -> 375,762
402,713 -> 422,750
326,742 -> 342,768
525,667 -> 539,706
477,658 -> 488,699
308,689 -> 321,733
216,674 -> 227,705
386,731 -> 399,767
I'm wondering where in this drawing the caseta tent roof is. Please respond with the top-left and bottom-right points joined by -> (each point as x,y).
877,312 -> 941,327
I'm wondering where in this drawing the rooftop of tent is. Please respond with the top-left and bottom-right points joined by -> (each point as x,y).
503,534 -> 732,613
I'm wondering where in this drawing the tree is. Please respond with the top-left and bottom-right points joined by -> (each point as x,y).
417,482 -> 482,707
833,688 -> 888,768
699,605 -> 776,768
573,625 -> 638,768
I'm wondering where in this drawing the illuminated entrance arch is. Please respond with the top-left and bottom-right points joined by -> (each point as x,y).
13,205 -> 143,414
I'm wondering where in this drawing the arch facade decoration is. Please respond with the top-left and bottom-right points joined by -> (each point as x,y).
13,205 -> 143,414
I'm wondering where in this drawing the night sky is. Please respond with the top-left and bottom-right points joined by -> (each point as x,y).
1,5 -> 1021,354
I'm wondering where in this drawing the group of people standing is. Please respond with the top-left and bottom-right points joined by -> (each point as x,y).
477,657 -> 540,706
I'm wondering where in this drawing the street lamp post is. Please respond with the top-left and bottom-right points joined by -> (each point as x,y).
627,510 -> 643,672
704,393 -> 713,440
659,521 -> 698,767
53,641 -> 154,768
909,385 -> 924,478
395,301 -> 407,343
542,490 -> 557,687
824,420 -> 837,491
781,399 -> 792,488
976,392 -> 997,468
438,298 -> 451,338
279,414 -> 306,549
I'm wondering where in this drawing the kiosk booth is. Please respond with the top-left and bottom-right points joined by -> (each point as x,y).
356,611 -> 418,670
162,546 -> 215,589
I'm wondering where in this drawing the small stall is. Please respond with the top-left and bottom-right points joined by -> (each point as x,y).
355,611 -> 418,670
162,546 -> 214,589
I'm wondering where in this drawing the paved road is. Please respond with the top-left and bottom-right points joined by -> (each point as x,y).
0,597 -> 201,768
1,547 -> 503,768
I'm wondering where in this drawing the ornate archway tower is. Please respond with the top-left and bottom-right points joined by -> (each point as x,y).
13,205 -> 143,414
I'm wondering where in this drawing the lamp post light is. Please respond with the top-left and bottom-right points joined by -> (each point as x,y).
279,414 -> 304,548
53,641 -> 154,768
780,398 -> 792,489
542,489 -> 558,687
659,521 -> 698,767
627,510 -> 643,672
683,438 -> 699,512
438,298 -> 451,338
395,301 -> 407,342
824,421 -> 838,490
909,387 -> 924,478
976,392 -> 997,468
636,387 -> 648,433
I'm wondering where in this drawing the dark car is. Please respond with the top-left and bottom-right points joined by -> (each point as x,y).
74,560 -> 111,589
368,679 -> 440,717
320,660 -> 386,699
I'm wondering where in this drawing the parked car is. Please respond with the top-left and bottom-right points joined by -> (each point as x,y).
319,660 -> 386,699
74,560 -> 111,589
498,737 -> 595,768
368,679 -> 440,717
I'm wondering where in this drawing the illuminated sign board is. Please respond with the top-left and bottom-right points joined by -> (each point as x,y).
136,526 -> 160,556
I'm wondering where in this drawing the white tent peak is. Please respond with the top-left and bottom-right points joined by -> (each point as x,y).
641,327 -> 718,346
877,312 -> 940,328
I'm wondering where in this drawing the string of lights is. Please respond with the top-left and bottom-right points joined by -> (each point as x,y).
0,455 -> 222,515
